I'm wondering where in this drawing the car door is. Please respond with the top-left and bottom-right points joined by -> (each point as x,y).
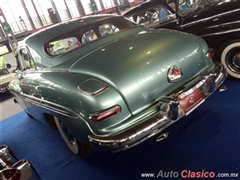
15,46 -> 43,120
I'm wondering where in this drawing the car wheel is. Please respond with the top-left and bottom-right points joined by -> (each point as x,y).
54,117 -> 93,157
221,41 -> 240,78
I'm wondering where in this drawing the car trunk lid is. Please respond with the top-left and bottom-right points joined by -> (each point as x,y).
69,30 -> 208,115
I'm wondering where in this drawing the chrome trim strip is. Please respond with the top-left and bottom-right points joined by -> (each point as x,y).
181,8 -> 240,28
23,69 -> 70,73
200,27 -> 240,37
14,93 -> 78,119
204,20 -> 240,29
88,62 -> 227,153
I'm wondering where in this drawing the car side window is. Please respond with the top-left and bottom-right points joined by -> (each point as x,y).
17,48 -> 35,71
47,37 -> 80,56
99,24 -> 119,37
132,5 -> 173,27
168,2 -> 176,12
81,30 -> 98,45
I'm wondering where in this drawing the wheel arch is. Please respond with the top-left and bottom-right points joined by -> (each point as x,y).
43,113 -> 58,130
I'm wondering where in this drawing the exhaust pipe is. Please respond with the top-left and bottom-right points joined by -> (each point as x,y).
155,132 -> 169,142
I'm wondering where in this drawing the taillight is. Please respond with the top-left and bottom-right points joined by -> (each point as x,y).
206,48 -> 215,59
89,106 -> 121,122
1,168 -> 20,180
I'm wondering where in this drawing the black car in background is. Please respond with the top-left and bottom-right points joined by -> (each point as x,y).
123,0 -> 240,78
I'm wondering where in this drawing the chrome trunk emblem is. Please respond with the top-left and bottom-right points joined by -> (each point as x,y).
167,66 -> 182,83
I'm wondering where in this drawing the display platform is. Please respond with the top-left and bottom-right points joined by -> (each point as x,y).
0,77 -> 239,180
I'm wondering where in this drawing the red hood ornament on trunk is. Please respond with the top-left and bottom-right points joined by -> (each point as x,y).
167,66 -> 183,83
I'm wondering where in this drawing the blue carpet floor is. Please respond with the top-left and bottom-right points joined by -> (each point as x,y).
1,77 -> 240,180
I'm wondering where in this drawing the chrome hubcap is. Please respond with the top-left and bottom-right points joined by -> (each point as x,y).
60,122 -> 76,147
233,53 -> 240,68
226,49 -> 240,74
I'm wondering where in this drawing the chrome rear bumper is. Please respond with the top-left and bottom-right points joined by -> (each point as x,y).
88,62 -> 227,153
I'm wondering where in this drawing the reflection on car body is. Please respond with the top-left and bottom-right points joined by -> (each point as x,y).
123,0 -> 240,78
9,14 -> 227,157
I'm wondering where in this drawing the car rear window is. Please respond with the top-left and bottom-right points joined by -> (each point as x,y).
45,17 -> 136,57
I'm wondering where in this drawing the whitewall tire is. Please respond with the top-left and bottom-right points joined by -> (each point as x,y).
221,42 -> 240,79
54,117 -> 93,157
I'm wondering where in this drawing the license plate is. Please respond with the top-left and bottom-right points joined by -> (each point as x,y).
179,89 -> 204,113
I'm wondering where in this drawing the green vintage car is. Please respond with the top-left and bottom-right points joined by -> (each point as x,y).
9,14 -> 227,157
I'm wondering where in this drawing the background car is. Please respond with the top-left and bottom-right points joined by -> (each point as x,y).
9,14 -> 226,157
0,58 -> 16,100
123,0 -> 240,78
